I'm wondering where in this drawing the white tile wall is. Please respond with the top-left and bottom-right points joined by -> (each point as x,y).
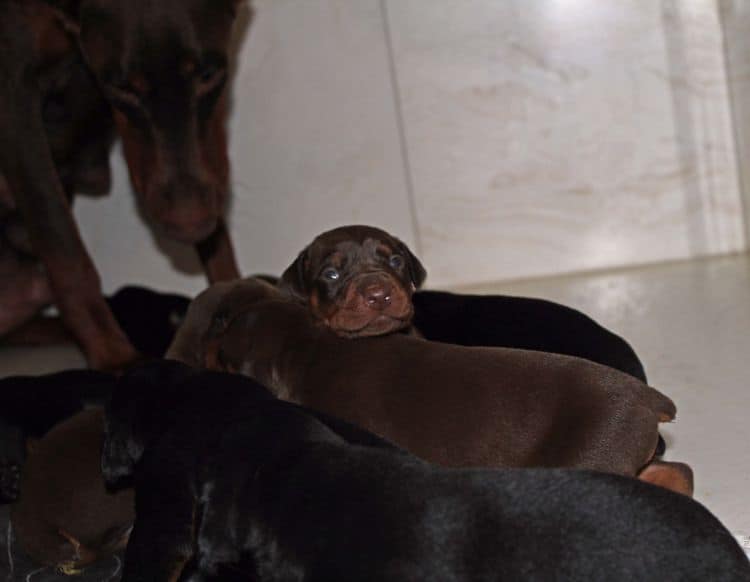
72,0 -> 747,293
73,0 -> 415,295
719,0 -> 750,247
387,0 -> 746,287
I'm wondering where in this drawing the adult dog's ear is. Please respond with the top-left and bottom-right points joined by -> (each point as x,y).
45,0 -> 82,34
399,242 -> 427,289
279,249 -> 310,301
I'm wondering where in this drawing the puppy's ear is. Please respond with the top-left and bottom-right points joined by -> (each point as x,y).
101,360 -> 194,487
279,249 -> 310,301
399,242 -> 427,289
101,410 -> 143,489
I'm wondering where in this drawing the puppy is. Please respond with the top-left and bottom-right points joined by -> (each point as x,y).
0,369 -> 114,503
103,360 -> 750,582
279,225 -> 648,382
280,225 -> 426,337
3,286 -> 192,358
11,407 -> 134,572
173,278 -> 692,495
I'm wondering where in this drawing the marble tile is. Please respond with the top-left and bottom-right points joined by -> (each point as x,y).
719,0 -> 750,246
227,0 -> 417,276
74,0 -> 416,295
460,252 -> 750,538
387,0 -> 746,287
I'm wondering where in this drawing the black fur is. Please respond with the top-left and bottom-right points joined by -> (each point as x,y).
104,360 -> 748,582
0,369 -> 114,502
413,290 -> 647,382
107,286 -> 191,358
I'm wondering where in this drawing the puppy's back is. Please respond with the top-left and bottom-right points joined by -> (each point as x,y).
302,333 -> 672,473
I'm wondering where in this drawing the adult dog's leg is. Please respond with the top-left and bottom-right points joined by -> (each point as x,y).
0,175 -> 52,336
196,219 -> 240,284
0,8 -> 136,370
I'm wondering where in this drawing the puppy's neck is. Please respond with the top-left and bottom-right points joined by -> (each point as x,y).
225,306 -> 329,402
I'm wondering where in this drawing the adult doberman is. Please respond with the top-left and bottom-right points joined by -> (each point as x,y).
0,0 -> 244,369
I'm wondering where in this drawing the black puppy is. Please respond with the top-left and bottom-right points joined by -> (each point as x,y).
107,286 -> 191,358
4,285 -> 191,358
413,290 -> 647,382
0,369 -> 113,502
103,360 -> 749,582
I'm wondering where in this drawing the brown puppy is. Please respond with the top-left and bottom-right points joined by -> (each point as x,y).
172,277 -> 693,495
11,408 -> 134,572
279,225 -> 652,385
280,225 -> 426,337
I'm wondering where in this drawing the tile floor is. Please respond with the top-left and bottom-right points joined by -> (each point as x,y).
460,252 -> 750,553
1,252 -> 749,556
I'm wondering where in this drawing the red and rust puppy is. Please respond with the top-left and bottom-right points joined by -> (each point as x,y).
172,277 -> 693,496
0,0 -> 244,369
0,369 -> 114,504
280,225 -> 426,337
11,407 -> 134,572
279,225 -> 650,383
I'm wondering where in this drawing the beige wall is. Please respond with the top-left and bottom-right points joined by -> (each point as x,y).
73,0 -> 748,294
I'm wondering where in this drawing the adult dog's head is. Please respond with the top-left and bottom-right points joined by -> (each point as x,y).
280,225 -> 426,337
57,0 -> 246,243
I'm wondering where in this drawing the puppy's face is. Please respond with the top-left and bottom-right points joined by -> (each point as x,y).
75,0 -> 245,243
280,226 -> 427,337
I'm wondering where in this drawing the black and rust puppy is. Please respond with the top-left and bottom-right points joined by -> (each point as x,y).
170,278 -> 690,495
103,360 -> 750,582
0,369 -> 114,503
279,225 -> 646,382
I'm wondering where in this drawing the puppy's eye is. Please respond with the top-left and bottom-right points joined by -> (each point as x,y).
322,268 -> 340,281
389,254 -> 404,269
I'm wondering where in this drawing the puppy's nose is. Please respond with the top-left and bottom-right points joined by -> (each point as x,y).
363,283 -> 392,311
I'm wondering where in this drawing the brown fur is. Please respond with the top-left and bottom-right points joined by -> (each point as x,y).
0,0 -> 242,369
11,408 -> 134,569
173,277 -> 692,494
279,225 -> 426,337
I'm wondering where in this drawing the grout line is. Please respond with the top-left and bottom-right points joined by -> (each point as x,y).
716,1 -> 750,249
378,0 -> 424,257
